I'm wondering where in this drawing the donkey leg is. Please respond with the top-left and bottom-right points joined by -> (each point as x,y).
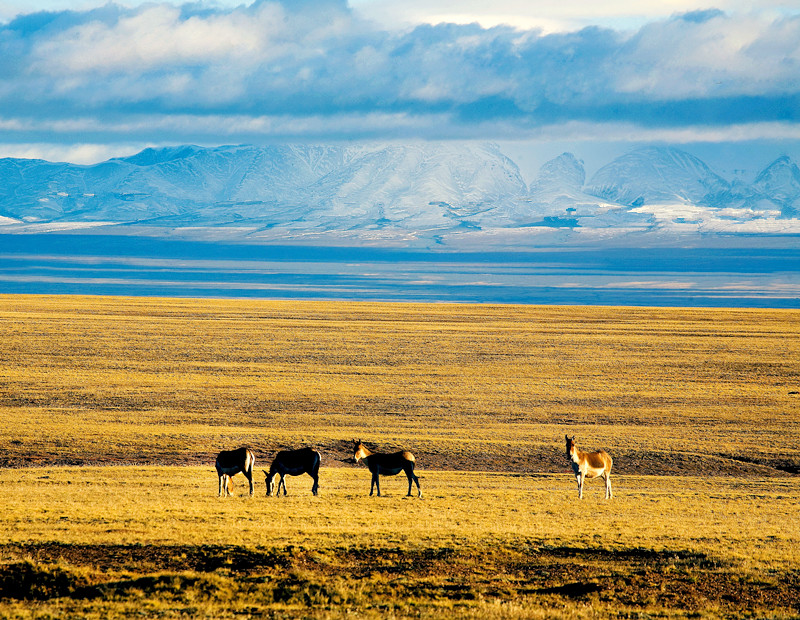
605,473 -> 612,499
244,470 -> 254,496
405,467 -> 421,497
311,473 -> 319,496
577,474 -> 585,499
408,472 -> 421,497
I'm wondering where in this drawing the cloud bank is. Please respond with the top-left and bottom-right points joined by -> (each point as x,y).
0,0 -> 799,151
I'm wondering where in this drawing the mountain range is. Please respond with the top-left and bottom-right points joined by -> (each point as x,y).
1,143 -> 799,248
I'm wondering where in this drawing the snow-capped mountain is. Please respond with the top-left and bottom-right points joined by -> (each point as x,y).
521,152 -> 648,231
527,152 -> 586,213
0,143 -> 527,230
305,143 -> 528,228
585,146 -> 730,207
753,156 -> 800,218
1,143 -> 798,247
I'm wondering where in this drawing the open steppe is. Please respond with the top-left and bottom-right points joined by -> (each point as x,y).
1,295 -> 799,618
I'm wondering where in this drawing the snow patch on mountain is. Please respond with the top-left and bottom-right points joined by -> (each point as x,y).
753,156 -> 800,218
524,152 -> 652,230
585,146 -> 730,207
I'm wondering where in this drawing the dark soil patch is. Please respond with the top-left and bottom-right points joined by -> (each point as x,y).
2,543 -> 293,574
1,543 -> 798,617
2,443 -> 797,477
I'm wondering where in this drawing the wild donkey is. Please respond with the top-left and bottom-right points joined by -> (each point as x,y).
264,447 -> 321,496
565,435 -> 613,499
215,447 -> 255,497
352,439 -> 421,497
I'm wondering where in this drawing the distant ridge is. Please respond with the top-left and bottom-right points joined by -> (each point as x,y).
1,143 -> 799,247
585,146 -> 729,207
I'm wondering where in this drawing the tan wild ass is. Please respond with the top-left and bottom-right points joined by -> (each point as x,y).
565,435 -> 613,499
215,447 -> 255,497
352,439 -> 421,497
264,447 -> 321,496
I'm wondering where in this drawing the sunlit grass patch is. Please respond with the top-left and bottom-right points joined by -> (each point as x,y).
2,296 -> 799,475
3,467 -> 799,570
0,467 -> 800,618
1,467 -> 799,618
0,465 -> 798,616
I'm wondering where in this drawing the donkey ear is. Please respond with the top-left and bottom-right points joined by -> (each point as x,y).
565,434 -> 569,440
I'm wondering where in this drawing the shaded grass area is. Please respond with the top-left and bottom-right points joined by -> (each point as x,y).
1,543 -> 798,619
3,439 -> 794,479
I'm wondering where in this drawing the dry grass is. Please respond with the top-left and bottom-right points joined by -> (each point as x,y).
2,466 -> 799,618
3,466 -> 799,570
1,294 -> 799,618
1,295 -> 798,474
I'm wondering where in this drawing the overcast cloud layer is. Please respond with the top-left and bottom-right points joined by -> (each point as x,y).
1,0 -> 799,162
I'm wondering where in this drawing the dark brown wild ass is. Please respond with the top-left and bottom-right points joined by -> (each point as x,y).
215,447 -> 255,497
352,439 -> 421,497
565,435 -> 613,499
264,447 -> 321,496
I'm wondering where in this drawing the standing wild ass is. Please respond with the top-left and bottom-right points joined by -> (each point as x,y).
264,447 -> 321,496
215,447 -> 255,497
352,439 -> 421,497
565,435 -> 613,499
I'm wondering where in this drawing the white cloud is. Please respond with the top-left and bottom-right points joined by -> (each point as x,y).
616,11 -> 800,98
350,0 -> 799,32
0,142 -> 151,164
0,1 -> 798,150
504,120 -> 800,144
5,118 -> 800,166
30,4 -> 272,75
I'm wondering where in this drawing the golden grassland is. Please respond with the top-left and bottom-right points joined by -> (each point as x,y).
1,294 -> 799,618
1,467 -> 799,618
4,466 -> 800,569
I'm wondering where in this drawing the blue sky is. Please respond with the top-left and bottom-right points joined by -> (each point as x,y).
0,0 -> 798,176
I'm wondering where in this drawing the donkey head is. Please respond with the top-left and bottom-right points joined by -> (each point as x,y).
565,435 -> 577,458
263,470 -> 276,496
352,438 -> 368,463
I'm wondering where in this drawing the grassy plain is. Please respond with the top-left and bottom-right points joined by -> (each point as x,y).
1,294 -> 799,618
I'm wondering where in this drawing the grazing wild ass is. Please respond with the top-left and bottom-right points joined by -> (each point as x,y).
352,439 -> 421,497
565,435 -> 613,499
264,447 -> 321,496
215,447 -> 255,497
